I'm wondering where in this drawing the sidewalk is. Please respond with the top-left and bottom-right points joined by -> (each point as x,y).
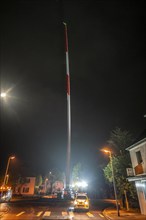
103,207 -> 146,220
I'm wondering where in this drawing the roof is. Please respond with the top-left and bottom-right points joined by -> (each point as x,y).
126,129 -> 146,150
76,193 -> 88,197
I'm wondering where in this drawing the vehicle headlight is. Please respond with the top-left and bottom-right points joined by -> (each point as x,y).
74,200 -> 77,205
84,200 -> 89,205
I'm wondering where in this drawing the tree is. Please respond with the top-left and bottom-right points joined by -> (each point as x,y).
103,128 -> 138,207
45,169 -> 64,182
35,175 -> 43,194
103,154 -> 137,199
44,169 -> 65,194
72,162 -> 87,192
107,127 -> 133,155
72,162 -> 82,184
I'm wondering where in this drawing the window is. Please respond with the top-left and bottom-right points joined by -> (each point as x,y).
77,196 -> 87,200
26,178 -> 30,183
136,151 -> 143,164
23,187 -> 29,193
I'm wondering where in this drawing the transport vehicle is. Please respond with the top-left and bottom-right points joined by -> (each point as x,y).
0,186 -> 12,202
74,193 -> 89,211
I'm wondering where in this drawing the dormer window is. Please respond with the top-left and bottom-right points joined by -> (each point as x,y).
136,151 -> 143,164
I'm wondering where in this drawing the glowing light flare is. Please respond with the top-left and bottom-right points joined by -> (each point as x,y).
1,92 -> 7,98
74,200 -> 77,205
10,156 -> 15,160
72,181 -> 88,188
101,149 -> 112,156
136,182 -> 146,188
0,84 -> 17,101
103,149 -> 110,153
84,200 -> 89,205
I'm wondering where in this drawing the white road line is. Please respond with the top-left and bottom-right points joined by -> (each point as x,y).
86,212 -> 94,217
43,211 -> 51,217
16,211 -> 25,216
69,211 -> 74,218
62,211 -> 68,216
99,213 -> 104,218
37,211 -> 43,216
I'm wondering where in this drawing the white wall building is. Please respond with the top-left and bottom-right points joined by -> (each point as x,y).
15,177 -> 36,196
126,129 -> 146,215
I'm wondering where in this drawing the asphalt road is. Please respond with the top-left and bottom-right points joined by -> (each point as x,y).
0,198 -> 116,220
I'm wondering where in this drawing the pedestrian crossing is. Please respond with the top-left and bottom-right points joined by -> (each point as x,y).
12,210 -> 104,219
16,211 -> 25,216
37,211 -> 43,217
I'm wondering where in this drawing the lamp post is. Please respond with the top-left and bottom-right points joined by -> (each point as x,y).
3,156 -> 15,186
103,150 -> 120,216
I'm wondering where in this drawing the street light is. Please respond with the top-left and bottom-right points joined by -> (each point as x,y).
3,156 -> 15,186
1,92 -> 7,98
102,149 -> 120,216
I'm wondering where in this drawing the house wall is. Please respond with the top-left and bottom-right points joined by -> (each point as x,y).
129,142 -> 146,175
135,181 -> 146,215
20,177 -> 36,195
128,141 -> 146,215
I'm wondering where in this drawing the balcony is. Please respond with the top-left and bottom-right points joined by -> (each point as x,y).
134,164 -> 144,175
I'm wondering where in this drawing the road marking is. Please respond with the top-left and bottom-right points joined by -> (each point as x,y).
37,211 -> 43,216
86,212 -> 94,217
99,213 -> 104,218
16,211 -> 25,216
62,211 -> 68,216
43,211 -> 51,217
69,211 -> 74,217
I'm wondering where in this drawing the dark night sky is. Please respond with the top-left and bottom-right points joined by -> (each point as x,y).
1,0 -> 146,179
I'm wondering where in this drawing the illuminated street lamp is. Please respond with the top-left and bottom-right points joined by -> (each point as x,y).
102,149 -> 120,216
1,92 -> 7,98
3,156 -> 15,186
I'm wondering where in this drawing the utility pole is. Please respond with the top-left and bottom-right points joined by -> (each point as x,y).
103,150 -> 120,216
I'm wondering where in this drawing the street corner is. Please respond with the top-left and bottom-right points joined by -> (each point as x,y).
102,207 -> 146,220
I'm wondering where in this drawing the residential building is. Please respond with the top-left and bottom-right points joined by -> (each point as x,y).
15,177 -> 36,196
126,129 -> 146,215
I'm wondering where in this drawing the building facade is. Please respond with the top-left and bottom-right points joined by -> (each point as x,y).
15,177 -> 36,196
126,130 -> 146,215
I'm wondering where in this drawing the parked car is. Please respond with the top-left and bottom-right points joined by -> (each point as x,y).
0,186 -> 12,202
